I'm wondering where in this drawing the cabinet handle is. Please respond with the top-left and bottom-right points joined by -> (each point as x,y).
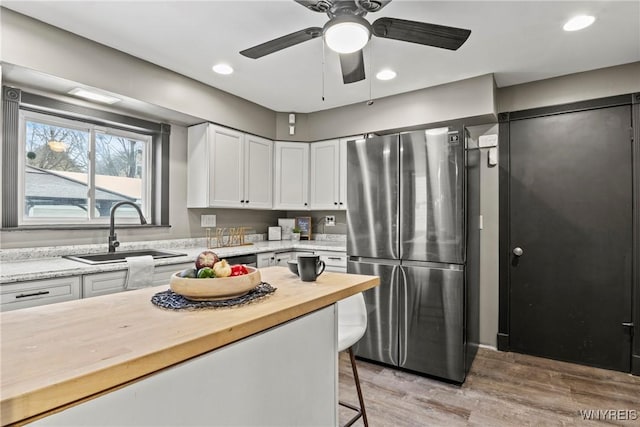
16,290 -> 50,299
328,257 -> 342,260
334,202 -> 338,205
304,202 -> 308,206
240,200 -> 245,203
339,202 -> 343,205
246,200 -> 249,204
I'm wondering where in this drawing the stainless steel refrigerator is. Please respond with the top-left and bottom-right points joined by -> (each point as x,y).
346,126 -> 480,383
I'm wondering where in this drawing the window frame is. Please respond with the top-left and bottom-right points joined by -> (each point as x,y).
2,86 -> 171,229
18,110 -> 153,225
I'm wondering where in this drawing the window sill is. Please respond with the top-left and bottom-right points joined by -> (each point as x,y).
1,224 -> 171,232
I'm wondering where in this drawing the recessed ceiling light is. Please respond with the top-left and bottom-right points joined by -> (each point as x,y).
376,69 -> 397,81
212,63 -> 234,75
68,88 -> 120,104
563,15 -> 595,31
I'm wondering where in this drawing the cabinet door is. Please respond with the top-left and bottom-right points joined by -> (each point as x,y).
257,252 -> 275,268
310,139 -> 340,210
152,262 -> 195,286
187,123 -> 210,208
274,141 -> 309,210
83,271 -> 127,299
316,251 -> 347,273
209,125 -> 245,208
338,136 -> 362,209
1,276 -> 81,311
273,252 -> 295,266
244,135 -> 273,209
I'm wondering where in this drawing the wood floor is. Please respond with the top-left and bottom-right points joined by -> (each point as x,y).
338,347 -> 640,426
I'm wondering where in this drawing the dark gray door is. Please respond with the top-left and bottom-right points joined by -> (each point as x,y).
508,105 -> 633,371
349,259 -> 399,365
399,262 -> 465,382
400,128 -> 465,264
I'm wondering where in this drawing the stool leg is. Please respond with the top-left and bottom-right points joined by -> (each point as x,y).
349,347 -> 368,427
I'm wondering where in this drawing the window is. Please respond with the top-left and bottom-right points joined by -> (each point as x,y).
19,111 -> 152,225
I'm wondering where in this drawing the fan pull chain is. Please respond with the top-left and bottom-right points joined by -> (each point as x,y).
321,38 -> 326,102
367,42 -> 374,105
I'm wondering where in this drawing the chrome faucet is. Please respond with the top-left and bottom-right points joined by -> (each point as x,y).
108,201 -> 147,252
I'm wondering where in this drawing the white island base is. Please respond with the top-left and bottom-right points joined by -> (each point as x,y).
34,306 -> 337,426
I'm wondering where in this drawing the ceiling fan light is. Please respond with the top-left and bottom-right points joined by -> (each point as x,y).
563,15 -> 595,31
325,20 -> 371,54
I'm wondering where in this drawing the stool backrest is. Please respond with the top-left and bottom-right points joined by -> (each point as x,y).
338,293 -> 367,329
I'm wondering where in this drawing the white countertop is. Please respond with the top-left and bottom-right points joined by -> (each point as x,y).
0,240 -> 346,284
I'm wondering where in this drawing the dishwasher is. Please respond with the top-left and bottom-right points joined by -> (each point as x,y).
225,253 -> 257,267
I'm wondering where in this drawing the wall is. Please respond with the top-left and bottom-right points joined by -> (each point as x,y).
276,74 -> 497,141
467,124 -> 500,348
498,62 -> 640,112
0,8 -> 276,139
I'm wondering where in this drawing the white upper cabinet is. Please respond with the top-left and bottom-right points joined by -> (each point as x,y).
274,141 -> 309,210
188,123 -> 273,209
310,139 -> 340,210
244,134 -> 273,209
309,135 -> 362,210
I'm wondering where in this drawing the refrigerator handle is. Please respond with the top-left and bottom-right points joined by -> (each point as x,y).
398,265 -> 409,366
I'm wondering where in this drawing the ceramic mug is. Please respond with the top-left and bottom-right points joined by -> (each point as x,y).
297,255 -> 325,282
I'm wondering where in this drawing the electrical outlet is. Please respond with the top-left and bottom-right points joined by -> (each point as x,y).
325,215 -> 336,226
201,214 -> 216,227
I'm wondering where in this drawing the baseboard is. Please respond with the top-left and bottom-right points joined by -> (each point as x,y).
632,354 -> 640,376
497,333 -> 509,351
478,344 -> 498,352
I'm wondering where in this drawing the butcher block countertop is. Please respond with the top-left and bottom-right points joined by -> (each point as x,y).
0,267 -> 379,426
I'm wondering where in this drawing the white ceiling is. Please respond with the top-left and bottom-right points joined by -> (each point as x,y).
3,0 -> 639,114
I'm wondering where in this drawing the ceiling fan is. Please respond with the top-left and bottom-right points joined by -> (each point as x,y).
240,0 -> 471,84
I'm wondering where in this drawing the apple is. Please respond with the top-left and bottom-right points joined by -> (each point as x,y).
195,250 -> 219,270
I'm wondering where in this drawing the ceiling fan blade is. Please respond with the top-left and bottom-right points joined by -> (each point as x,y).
372,17 -> 471,50
240,27 -> 323,59
339,51 -> 366,84
294,0 -> 333,13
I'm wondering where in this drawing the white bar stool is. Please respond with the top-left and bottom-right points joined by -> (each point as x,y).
338,293 -> 368,427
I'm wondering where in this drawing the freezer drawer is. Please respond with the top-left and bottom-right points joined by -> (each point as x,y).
399,263 -> 465,382
348,259 -> 399,366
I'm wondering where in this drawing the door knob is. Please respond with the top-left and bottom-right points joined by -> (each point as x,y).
513,247 -> 524,256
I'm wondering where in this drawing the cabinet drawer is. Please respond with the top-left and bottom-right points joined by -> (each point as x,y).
315,251 -> 347,268
152,262 -> 194,286
257,252 -> 275,268
83,271 -> 127,299
1,276 -> 81,311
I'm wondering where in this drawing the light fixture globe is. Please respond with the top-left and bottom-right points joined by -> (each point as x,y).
323,15 -> 372,54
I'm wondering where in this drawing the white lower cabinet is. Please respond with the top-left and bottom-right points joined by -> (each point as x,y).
273,251 -> 295,266
316,251 -> 347,273
82,271 -> 127,299
152,262 -> 194,286
257,252 -> 275,268
1,276 -> 81,311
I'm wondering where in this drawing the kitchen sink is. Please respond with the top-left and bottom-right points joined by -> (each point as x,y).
64,249 -> 187,265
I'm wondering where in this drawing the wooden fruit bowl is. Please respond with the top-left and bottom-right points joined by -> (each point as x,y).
170,267 -> 262,301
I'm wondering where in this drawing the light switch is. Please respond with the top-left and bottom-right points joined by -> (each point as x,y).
488,147 -> 498,167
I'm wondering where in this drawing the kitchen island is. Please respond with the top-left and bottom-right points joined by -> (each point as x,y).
0,267 -> 379,426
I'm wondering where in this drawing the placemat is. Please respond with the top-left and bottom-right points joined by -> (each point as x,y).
151,282 -> 276,310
